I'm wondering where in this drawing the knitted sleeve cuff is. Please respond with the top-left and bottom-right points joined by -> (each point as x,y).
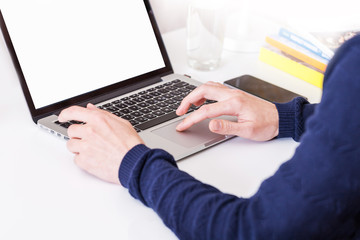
118,144 -> 150,188
275,97 -> 309,141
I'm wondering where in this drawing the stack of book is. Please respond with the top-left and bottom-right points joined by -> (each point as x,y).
259,28 -> 332,89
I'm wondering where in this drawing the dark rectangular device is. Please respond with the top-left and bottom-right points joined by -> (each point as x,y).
224,75 -> 306,103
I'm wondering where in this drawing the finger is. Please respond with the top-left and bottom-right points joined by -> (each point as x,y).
58,106 -> 94,123
209,119 -> 250,136
176,101 -> 236,131
66,138 -> 83,154
176,83 -> 229,116
67,123 -> 87,139
86,103 -> 98,110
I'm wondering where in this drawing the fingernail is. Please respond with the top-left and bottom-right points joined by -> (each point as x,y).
176,122 -> 184,131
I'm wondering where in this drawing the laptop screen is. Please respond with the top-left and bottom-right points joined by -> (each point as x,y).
1,0 -> 167,110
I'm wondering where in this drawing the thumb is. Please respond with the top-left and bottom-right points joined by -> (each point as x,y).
87,103 -> 98,110
209,119 -> 242,135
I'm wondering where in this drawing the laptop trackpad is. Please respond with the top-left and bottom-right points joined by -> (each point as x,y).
152,119 -> 225,148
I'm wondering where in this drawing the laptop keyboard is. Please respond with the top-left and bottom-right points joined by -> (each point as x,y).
56,79 -> 216,132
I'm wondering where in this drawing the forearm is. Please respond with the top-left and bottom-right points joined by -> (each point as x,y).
120,140 -> 359,240
120,145 -> 254,239
275,97 -> 316,141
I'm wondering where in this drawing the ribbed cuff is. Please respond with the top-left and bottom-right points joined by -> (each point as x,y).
275,102 -> 296,139
119,144 -> 150,189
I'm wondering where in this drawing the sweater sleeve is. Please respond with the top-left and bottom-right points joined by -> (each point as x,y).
275,98 -> 316,141
119,35 -> 360,239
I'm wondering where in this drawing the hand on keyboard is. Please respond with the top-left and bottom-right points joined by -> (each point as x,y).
58,103 -> 144,184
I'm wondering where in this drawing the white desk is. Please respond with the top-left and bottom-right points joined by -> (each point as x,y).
0,28 -> 322,240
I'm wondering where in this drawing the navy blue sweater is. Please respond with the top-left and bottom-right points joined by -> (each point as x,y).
119,35 -> 360,239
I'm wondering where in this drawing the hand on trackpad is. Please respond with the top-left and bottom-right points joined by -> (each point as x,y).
152,119 -> 225,148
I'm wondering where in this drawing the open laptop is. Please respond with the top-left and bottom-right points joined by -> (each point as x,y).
0,0 -> 235,160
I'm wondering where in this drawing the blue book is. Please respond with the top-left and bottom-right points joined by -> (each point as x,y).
279,28 -> 331,61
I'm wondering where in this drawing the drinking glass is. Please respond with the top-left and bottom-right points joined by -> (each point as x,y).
186,0 -> 226,71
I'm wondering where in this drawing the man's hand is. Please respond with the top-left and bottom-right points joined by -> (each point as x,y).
58,103 -> 144,184
176,81 -> 279,141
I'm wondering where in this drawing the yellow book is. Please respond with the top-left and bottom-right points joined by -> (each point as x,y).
265,35 -> 328,72
259,46 -> 324,88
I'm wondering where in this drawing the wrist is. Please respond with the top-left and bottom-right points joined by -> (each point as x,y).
118,144 -> 150,188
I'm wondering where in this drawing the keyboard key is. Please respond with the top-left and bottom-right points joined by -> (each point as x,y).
161,107 -> 173,113
178,88 -> 191,93
155,85 -> 165,89
157,102 -> 168,108
124,100 -> 137,106
129,120 -> 140,126
157,88 -> 169,94
153,110 -> 165,116
113,112 -> 123,117
130,111 -> 142,117
143,114 -> 157,119
173,96 -> 184,102
138,102 -> 150,108
162,94 -> 173,99
111,100 -> 121,104
165,86 -> 177,91
140,108 -> 151,114
134,117 -> 148,123
106,107 -> 119,112
60,122 -> 71,128
169,104 -> 180,110
205,100 -> 217,104
148,105 -> 160,111
171,79 -> 181,84
150,92 -> 161,97
102,103 -> 112,108
165,99 -> 177,104
129,105 -> 140,111
154,96 -> 167,102
171,90 -> 183,96
136,112 -> 179,131
146,88 -> 156,92
142,94 -> 153,100
120,109 -> 132,114
69,120 -> 84,124
174,82 -> 189,88
115,103 -> 127,109
146,99 -> 158,105
133,97 -> 145,102
186,85 -> 197,90
190,104 -> 201,110
122,115 -> 134,121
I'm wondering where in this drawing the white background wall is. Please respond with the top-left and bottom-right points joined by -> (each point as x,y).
150,0 -> 360,34
149,0 -> 191,33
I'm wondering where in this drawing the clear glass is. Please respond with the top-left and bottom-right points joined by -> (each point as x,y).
186,0 -> 225,71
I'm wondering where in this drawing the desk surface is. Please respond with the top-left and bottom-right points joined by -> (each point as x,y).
0,28 -> 321,240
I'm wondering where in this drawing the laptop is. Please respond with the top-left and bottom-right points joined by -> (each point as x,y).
0,0 -> 235,160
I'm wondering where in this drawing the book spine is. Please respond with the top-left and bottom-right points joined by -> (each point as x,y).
259,47 -> 324,88
265,36 -> 327,72
279,28 -> 331,61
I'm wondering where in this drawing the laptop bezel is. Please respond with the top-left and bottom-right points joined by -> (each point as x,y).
0,0 -> 173,123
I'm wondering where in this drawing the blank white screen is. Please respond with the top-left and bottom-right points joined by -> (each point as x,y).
2,0 -> 165,109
